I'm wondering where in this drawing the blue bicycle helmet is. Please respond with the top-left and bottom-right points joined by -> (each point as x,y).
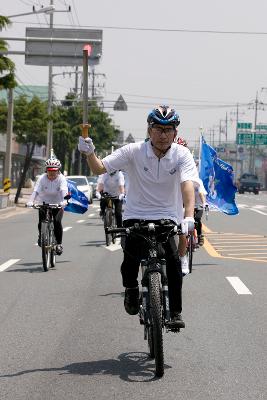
147,105 -> 180,127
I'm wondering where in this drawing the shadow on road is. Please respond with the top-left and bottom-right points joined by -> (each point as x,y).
99,292 -> 124,298
0,352 -> 169,382
6,260 -> 70,273
80,240 -> 104,247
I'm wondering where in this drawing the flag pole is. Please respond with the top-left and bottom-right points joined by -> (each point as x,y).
198,126 -> 203,173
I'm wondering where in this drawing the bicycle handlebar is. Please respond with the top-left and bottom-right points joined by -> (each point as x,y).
106,221 -> 182,236
26,203 -> 62,209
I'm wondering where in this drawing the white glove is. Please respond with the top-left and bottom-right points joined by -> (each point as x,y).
181,217 -> 195,235
95,191 -> 101,200
26,201 -> 34,207
118,193 -> 125,201
78,136 -> 95,155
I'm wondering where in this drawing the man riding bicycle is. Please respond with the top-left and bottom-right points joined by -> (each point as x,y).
27,156 -> 68,255
96,170 -> 125,228
78,105 -> 199,328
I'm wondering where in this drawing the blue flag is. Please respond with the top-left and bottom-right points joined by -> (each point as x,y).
200,138 -> 239,215
64,179 -> 89,214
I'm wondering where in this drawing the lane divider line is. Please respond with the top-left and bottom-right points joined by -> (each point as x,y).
226,277 -> 252,295
0,259 -> 20,272
77,220 -> 85,223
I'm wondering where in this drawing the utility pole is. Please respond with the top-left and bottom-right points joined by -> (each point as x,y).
4,88 -> 14,190
248,92 -> 264,173
225,112 -> 228,143
46,0 -> 54,159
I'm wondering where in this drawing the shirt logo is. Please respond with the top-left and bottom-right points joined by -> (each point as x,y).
144,167 -> 149,172
169,168 -> 177,175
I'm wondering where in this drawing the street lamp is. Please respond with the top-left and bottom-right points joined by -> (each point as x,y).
7,5 -> 55,18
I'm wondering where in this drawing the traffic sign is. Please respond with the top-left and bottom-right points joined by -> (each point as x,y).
236,132 -> 253,145
254,134 -> 267,145
114,95 -> 127,111
237,122 -> 252,130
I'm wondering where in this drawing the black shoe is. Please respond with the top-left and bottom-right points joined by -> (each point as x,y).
124,287 -> 139,315
56,244 -> 63,256
168,312 -> 185,329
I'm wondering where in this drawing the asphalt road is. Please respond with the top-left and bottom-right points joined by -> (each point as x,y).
0,196 -> 266,400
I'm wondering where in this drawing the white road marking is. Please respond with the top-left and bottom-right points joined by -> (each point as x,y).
226,277 -> 252,295
88,213 -> 95,217
63,226 -> 72,232
77,220 -> 85,223
249,208 -> 267,216
0,259 -> 20,272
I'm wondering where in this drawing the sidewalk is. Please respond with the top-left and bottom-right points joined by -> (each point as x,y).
0,187 -> 33,215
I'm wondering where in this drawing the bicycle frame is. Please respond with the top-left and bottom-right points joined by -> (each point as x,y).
106,221 -> 182,377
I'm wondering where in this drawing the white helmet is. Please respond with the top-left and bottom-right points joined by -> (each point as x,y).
45,157 -> 61,170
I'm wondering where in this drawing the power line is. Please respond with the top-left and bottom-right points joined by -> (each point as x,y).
10,20 -> 267,36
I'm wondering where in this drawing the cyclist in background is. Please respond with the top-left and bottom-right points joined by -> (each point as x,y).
26,157 -> 68,255
96,170 -> 125,228
78,105 -> 199,328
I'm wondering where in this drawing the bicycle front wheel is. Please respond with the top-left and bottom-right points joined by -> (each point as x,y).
50,228 -> 56,269
41,222 -> 50,272
188,234 -> 193,273
104,209 -> 112,246
149,272 -> 164,377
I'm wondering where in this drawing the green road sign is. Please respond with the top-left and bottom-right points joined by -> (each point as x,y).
254,134 -> 267,145
236,132 -> 253,145
237,122 -> 252,130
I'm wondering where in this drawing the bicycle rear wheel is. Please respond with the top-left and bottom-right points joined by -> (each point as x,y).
149,272 -> 164,377
41,222 -> 50,272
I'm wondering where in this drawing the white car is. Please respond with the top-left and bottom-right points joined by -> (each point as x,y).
67,175 -> 93,204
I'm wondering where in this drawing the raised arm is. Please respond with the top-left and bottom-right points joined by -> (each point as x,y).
78,136 -> 106,175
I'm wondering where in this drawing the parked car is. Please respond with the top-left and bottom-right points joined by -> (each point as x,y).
66,175 -> 93,204
237,173 -> 261,195
87,175 -> 98,198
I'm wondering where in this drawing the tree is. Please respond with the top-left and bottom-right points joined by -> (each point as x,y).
13,95 -> 48,203
0,16 -> 16,89
52,97 -> 119,175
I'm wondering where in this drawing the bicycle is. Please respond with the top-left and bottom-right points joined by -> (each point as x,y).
106,220 -> 183,378
187,205 -> 209,273
29,203 -> 62,272
101,192 -> 119,246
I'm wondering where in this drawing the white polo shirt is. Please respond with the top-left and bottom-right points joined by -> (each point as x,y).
97,171 -> 125,196
32,173 -> 68,204
102,140 -> 199,223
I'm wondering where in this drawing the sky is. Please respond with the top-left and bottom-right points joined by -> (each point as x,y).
2,0 -> 267,149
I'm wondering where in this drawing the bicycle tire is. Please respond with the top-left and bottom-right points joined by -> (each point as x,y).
188,234 -> 193,273
147,325 -> 155,359
149,272 -> 164,377
41,222 -> 50,272
50,228 -> 56,269
111,211 -> 116,244
104,209 -> 112,246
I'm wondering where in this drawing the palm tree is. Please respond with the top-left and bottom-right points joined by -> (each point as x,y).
0,15 -> 16,89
